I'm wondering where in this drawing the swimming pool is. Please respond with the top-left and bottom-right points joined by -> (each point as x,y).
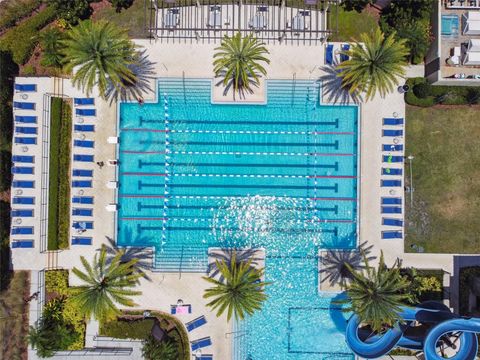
118,78 -> 358,358
442,14 -> 459,37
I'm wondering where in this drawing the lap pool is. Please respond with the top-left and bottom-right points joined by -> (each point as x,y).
117,78 -> 358,359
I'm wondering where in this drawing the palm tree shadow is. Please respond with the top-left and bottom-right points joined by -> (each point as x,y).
214,71 -> 260,100
207,248 -> 262,282
318,63 -> 363,105
101,231 -> 154,281
319,241 -> 376,289
105,49 -> 156,104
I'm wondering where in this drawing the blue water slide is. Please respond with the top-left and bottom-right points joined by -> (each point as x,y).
423,318 -> 480,360
345,314 -> 404,359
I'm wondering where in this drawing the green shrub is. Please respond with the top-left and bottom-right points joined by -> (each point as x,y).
22,64 -> 36,76
100,318 -> 155,339
0,0 -> 42,31
0,6 -> 56,65
142,335 -> 178,360
413,82 -> 432,99
45,270 -> 69,296
47,0 -> 92,25
0,51 -> 17,150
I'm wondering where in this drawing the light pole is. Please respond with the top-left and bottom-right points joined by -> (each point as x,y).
407,155 -> 414,206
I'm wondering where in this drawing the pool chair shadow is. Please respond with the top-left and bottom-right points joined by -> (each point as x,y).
318,64 -> 363,105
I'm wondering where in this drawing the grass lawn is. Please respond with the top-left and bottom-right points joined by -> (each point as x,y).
47,98 -> 71,250
405,105 -> 480,253
328,5 -> 379,42
0,271 -> 30,359
92,0 -> 147,38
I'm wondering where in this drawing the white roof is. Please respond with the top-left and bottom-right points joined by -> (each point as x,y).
465,11 -> 480,21
468,39 -> 480,52
463,19 -> 480,35
463,51 -> 480,65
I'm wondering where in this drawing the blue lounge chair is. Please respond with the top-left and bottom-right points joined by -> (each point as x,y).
15,115 -> 37,123
76,108 -> 96,116
381,179 -> 402,187
12,166 -> 34,174
383,155 -> 404,163
382,144 -> 403,152
382,231 -> 403,239
191,337 -> 212,352
325,44 -> 334,65
13,101 -> 35,110
74,98 -> 95,105
72,208 -> 93,216
382,168 -> 403,176
196,356 -> 213,360
382,206 -> 402,214
72,237 -> 92,245
381,197 -> 401,205
72,169 -> 93,177
15,137 -> 36,144
383,118 -> 404,126
72,180 -> 92,188
186,316 -> 207,332
12,240 -> 34,248
72,196 -> 94,204
15,126 -> 37,134
11,227 -> 33,235
383,218 -> 403,226
13,197 -> 35,205
340,44 -> 350,62
383,129 -> 403,137
15,84 -> 36,92
12,155 -> 34,163
12,180 -> 34,188
73,221 -> 93,230
74,154 -> 94,162
74,140 -> 94,148
171,304 -> 192,314
74,124 -> 95,132
11,209 -> 34,217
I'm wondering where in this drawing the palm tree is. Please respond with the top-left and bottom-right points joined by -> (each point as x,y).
337,29 -> 409,101
142,335 -> 178,360
207,248 -> 262,282
70,247 -> 142,321
62,20 -> 137,97
213,32 -> 270,97
339,252 -> 412,332
39,27 -> 65,68
203,252 -> 270,321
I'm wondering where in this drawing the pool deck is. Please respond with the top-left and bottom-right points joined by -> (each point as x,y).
11,40 -> 467,359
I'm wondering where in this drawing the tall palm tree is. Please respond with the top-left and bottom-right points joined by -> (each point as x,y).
62,20 -> 137,97
70,247 -> 142,321
203,252 -> 270,321
213,32 -> 270,97
142,335 -> 178,360
339,252 -> 412,332
337,29 -> 409,101
39,27 -> 65,68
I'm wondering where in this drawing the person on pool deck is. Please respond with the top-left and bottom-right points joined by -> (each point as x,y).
138,97 -> 144,105
96,161 -> 104,168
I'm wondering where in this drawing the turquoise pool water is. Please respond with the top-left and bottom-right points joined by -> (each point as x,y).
442,14 -> 459,36
118,78 -> 358,359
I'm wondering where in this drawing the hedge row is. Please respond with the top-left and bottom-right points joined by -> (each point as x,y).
405,77 -> 480,107
0,0 -> 42,32
0,6 -> 56,65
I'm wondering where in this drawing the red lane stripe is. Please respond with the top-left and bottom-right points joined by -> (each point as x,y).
309,175 -> 356,179
121,151 -> 166,154
309,197 -> 356,201
119,195 -> 165,198
313,132 -> 354,135
121,172 -> 166,176
121,128 -> 168,133
121,217 -> 168,221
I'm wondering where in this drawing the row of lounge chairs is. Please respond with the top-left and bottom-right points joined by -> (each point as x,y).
11,85 -> 39,249
381,117 -> 404,240
70,98 -> 96,246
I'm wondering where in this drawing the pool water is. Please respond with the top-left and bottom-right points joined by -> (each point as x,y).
118,78 -> 358,359
442,14 -> 459,36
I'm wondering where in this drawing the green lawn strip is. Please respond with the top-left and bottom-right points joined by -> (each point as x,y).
328,5 -> 379,42
47,98 -> 71,250
92,0 -> 147,38
405,105 -> 480,254
0,271 -> 30,358
100,311 -> 190,360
